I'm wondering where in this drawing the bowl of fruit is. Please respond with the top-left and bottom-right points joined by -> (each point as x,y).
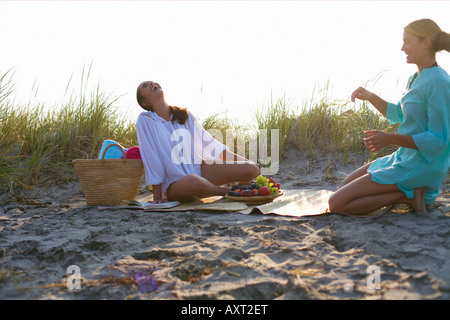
224,175 -> 283,204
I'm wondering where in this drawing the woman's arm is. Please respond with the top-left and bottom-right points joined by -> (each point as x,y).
351,87 -> 388,117
136,115 -> 166,186
151,184 -> 166,203
364,130 -> 418,152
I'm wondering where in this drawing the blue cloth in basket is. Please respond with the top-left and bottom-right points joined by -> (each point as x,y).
98,140 -> 128,159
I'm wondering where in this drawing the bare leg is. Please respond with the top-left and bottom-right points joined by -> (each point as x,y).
166,160 -> 259,202
166,174 -> 228,202
412,187 -> 427,213
344,161 -> 373,185
200,160 -> 260,186
329,173 -> 426,215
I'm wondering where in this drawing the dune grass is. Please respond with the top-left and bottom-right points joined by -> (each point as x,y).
254,93 -> 295,157
291,83 -> 398,161
0,70 -> 397,194
0,70 -> 138,192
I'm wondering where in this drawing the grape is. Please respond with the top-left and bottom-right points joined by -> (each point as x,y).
254,175 -> 281,193
255,175 -> 269,188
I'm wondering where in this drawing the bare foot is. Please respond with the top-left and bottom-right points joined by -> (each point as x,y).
411,187 -> 427,213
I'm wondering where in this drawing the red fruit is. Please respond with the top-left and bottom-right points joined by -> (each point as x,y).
251,188 -> 260,196
242,190 -> 253,197
259,186 -> 270,196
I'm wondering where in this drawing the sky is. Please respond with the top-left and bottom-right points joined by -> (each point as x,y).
1,1 -> 450,123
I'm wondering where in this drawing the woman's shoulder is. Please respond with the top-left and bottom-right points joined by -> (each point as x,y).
138,111 -> 152,118
138,111 -> 161,122
184,110 -> 197,123
185,109 -> 194,117
136,111 -> 158,127
419,67 -> 450,101
425,66 -> 450,84
414,67 -> 450,95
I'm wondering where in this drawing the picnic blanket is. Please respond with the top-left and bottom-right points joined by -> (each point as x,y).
126,188 -> 390,218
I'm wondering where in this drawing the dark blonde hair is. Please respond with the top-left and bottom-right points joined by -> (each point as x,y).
136,85 -> 189,125
405,19 -> 450,53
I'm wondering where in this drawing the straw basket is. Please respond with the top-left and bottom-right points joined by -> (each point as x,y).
72,143 -> 144,206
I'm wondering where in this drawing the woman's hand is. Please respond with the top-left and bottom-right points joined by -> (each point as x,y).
364,130 -> 418,152
151,184 -> 166,203
152,199 -> 167,204
351,87 -> 373,102
363,130 -> 391,152
351,87 -> 388,116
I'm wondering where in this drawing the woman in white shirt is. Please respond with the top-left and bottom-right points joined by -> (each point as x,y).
136,80 -> 260,203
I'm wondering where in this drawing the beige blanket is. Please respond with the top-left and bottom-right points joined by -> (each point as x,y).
132,189 -> 389,218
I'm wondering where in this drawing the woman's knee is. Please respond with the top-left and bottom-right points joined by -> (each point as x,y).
247,162 -> 260,179
167,174 -> 204,201
170,174 -> 205,192
201,161 -> 259,185
328,192 -> 344,213
183,174 -> 207,190
237,162 -> 259,184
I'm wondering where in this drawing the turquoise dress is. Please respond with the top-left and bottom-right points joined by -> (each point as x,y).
368,65 -> 450,205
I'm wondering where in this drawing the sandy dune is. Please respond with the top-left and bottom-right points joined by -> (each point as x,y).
1,148 -> 449,300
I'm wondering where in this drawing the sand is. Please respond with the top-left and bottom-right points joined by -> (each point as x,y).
1,147 -> 450,300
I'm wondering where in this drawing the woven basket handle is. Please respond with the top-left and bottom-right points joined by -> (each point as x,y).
101,143 -> 127,160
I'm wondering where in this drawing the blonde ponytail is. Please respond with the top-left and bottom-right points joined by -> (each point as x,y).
404,19 -> 449,53
436,31 -> 450,52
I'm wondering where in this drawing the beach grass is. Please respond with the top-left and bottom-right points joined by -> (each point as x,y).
291,83 -> 398,161
254,93 -> 295,157
0,70 -> 396,194
0,70 -> 138,192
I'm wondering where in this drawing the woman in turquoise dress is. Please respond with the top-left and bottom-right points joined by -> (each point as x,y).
328,19 -> 450,215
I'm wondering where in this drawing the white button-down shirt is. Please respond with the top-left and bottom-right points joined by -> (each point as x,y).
136,110 -> 228,194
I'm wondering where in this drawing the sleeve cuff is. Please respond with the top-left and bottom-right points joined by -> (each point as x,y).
386,102 -> 403,125
412,131 -> 444,163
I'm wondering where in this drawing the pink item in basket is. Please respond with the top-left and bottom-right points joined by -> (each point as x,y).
125,146 -> 141,159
